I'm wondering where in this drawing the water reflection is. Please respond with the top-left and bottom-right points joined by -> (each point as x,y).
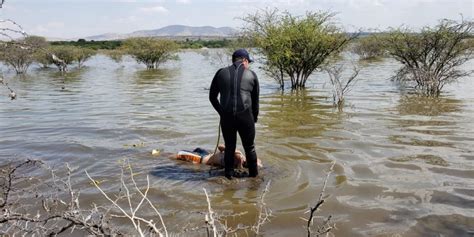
260,89 -> 338,139
388,154 -> 449,167
396,94 -> 463,116
134,68 -> 176,83
388,94 -> 463,150
45,67 -> 87,80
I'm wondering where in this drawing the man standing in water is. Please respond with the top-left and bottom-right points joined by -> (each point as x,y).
209,49 -> 260,179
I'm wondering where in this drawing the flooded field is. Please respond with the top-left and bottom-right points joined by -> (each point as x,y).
1,50 -> 473,236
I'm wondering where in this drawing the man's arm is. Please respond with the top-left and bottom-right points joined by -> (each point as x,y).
251,72 -> 259,123
209,69 -> 223,115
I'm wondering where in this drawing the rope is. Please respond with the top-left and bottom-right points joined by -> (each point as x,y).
212,121 -> 221,155
209,121 -> 221,175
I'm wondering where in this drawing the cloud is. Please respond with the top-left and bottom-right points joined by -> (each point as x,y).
139,5 -> 168,13
31,21 -> 65,35
176,0 -> 190,4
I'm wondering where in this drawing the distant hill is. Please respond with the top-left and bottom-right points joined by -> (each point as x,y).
85,33 -> 126,41
84,25 -> 238,41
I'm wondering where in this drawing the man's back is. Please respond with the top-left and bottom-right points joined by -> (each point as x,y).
209,62 -> 259,121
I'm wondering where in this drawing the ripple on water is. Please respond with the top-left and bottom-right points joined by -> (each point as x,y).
1,52 -> 474,236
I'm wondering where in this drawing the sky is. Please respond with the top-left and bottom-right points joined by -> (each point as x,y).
0,0 -> 473,39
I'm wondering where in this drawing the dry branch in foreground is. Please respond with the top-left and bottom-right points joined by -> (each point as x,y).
86,162 -> 168,237
203,180 -> 272,236
0,160 -> 118,235
304,161 -> 336,237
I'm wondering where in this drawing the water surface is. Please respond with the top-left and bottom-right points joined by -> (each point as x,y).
1,50 -> 473,236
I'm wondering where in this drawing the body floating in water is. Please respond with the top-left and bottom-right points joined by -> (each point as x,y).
155,144 -> 262,169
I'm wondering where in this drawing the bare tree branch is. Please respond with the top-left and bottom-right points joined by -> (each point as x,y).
306,161 -> 336,237
85,161 -> 168,237
203,188 -> 218,237
252,180 -> 272,235
1,160 -> 118,235
325,64 -> 360,110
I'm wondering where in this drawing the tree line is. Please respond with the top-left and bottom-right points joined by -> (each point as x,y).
1,9 -> 473,100
0,37 -> 236,73
50,38 -> 234,50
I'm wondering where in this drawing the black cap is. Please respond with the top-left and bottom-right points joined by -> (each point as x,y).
232,48 -> 254,63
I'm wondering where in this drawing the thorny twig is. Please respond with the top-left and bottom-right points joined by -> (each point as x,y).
0,160 -> 42,209
203,188 -> 218,237
86,161 -> 168,237
1,160 -> 117,235
325,64 -> 360,110
0,19 -> 27,41
203,188 -> 247,236
1,72 -> 16,101
305,161 -> 336,237
252,180 -> 272,235
203,181 -> 273,236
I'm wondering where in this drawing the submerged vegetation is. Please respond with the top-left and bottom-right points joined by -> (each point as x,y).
383,19 -> 474,96
122,37 -> 179,69
2,17 -> 471,97
243,9 -> 355,90
351,33 -> 388,60
0,36 -> 47,74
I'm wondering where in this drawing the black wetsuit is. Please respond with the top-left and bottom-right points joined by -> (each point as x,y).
209,61 -> 260,178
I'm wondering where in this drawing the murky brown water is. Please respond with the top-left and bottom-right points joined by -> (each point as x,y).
1,50 -> 473,236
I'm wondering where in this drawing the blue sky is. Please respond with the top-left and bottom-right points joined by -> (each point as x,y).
1,0 -> 472,39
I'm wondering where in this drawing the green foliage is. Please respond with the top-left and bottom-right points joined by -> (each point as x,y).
50,38 -> 239,51
75,47 -> 96,68
33,50 -> 53,68
243,9 -> 354,90
122,37 -> 179,69
352,34 -> 387,60
45,45 -> 97,70
0,35 -> 47,74
48,45 -> 78,66
177,38 -> 235,49
384,19 -> 474,96
103,49 -> 125,63
24,35 -> 49,49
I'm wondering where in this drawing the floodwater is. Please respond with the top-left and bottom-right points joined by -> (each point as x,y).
1,50 -> 473,236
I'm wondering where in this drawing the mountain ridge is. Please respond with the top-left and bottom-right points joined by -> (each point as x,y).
84,25 -> 238,41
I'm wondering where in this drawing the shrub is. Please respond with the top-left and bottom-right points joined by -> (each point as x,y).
0,36 -> 47,74
243,9 -> 355,90
352,34 -> 387,60
122,37 -> 179,69
384,19 -> 474,96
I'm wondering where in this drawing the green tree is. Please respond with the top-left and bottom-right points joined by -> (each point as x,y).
352,34 -> 387,60
48,45 -> 77,71
0,36 -> 47,74
75,47 -> 96,68
104,49 -> 125,63
122,37 -> 179,69
243,9 -> 355,90
34,49 -> 53,68
383,19 -> 474,96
